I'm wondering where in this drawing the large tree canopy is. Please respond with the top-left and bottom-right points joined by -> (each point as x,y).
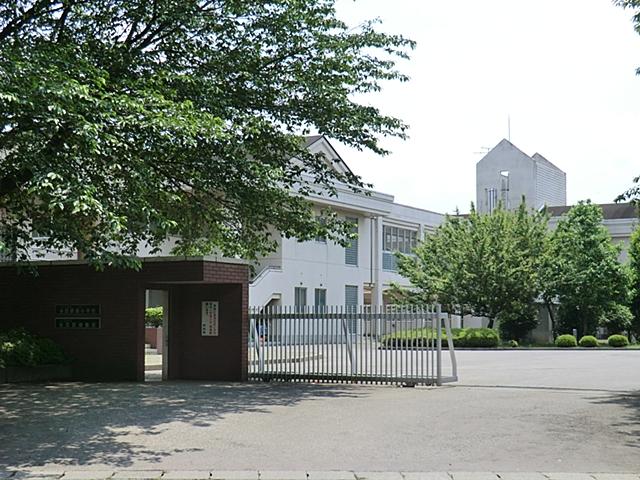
542,201 -> 630,338
390,201 -> 549,341
0,0 -> 414,268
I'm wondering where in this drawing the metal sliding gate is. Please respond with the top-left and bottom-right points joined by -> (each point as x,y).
248,305 -> 458,386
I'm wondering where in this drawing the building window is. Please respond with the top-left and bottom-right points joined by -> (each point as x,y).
314,288 -> 327,308
500,170 -> 510,209
344,217 -> 358,266
315,216 -> 327,243
294,287 -> 307,309
486,187 -> 498,213
345,285 -> 358,306
382,225 -> 418,271
345,285 -> 358,321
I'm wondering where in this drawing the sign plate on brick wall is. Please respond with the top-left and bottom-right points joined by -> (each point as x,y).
55,318 -> 101,329
55,304 -> 101,329
201,301 -> 219,336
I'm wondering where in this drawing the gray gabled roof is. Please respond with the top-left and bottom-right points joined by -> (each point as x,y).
479,139 -> 564,174
531,152 -> 564,173
547,203 -> 638,220
478,138 -> 530,164
303,134 -> 354,177
303,135 -> 324,148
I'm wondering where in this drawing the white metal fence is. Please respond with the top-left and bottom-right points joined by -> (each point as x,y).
248,305 -> 458,386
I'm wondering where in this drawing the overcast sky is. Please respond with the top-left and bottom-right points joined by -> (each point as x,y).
332,0 -> 640,214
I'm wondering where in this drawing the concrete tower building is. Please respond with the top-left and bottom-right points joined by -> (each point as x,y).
476,139 -> 566,213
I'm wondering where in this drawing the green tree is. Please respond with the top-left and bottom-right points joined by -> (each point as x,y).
628,227 -> 640,339
392,201 -> 548,341
0,0 -> 414,268
598,303 -> 634,335
543,202 -> 630,338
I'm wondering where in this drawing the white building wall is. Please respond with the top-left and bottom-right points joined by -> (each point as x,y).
249,202 -> 445,308
534,160 -> 566,208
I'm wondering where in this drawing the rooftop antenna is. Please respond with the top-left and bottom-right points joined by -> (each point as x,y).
508,114 -> 511,142
473,146 -> 491,155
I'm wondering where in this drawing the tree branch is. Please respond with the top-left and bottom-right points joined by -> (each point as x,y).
0,0 -> 62,43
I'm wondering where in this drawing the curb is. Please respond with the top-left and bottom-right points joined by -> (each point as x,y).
2,471 -> 639,480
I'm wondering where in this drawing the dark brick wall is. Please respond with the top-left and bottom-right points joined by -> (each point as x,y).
0,266 -> 144,381
167,283 -> 245,381
0,260 -> 249,382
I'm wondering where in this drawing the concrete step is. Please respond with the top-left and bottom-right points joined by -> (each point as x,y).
145,348 -> 158,354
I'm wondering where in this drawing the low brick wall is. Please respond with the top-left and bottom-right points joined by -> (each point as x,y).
2,364 -> 72,383
145,327 -> 163,353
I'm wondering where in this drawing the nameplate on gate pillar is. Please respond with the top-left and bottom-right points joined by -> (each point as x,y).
55,304 -> 101,329
201,301 -> 219,336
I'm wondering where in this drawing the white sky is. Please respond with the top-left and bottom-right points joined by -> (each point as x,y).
333,0 -> 640,214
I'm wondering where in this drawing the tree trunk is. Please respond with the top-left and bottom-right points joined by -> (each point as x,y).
487,317 -> 494,329
546,302 -> 556,338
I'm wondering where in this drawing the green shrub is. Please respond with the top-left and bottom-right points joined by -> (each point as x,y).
608,334 -> 629,348
458,328 -> 500,348
145,307 -> 164,327
0,329 -> 67,367
380,327 -> 499,348
578,335 -> 598,347
555,334 -> 577,348
507,339 -> 519,348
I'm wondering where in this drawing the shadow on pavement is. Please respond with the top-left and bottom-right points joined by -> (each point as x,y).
588,389 -> 640,449
0,381 -> 367,468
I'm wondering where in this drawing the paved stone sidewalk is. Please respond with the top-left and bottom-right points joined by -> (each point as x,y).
1,470 -> 639,480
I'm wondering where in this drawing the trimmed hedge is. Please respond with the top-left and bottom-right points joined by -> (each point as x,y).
145,307 -> 164,327
555,334 -> 577,348
381,327 -> 499,349
608,334 -> 629,348
0,329 -> 67,368
578,335 -> 598,348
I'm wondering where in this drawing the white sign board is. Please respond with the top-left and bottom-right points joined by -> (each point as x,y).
201,301 -> 219,336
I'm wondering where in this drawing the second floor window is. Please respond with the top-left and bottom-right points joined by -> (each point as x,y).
315,216 -> 327,243
344,217 -> 359,266
383,226 -> 417,254
383,226 -> 418,271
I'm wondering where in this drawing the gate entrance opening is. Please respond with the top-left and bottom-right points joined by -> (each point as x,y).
144,289 -> 169,382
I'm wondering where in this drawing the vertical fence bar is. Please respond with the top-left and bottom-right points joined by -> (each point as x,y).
374,305 -> 379,384
324,307 -> 328,381
436,303 -> 442,386
412,306 -> 416,383
369,306 -> 373,383
445,312 -> 458,382
274,306 -> 278,380
430,306 -> 435,383
288,305 -> 292,381
419,306 -> 422,382
338,305 -> 342,382
288,306 -> 293,381
261,311 -> 266,381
